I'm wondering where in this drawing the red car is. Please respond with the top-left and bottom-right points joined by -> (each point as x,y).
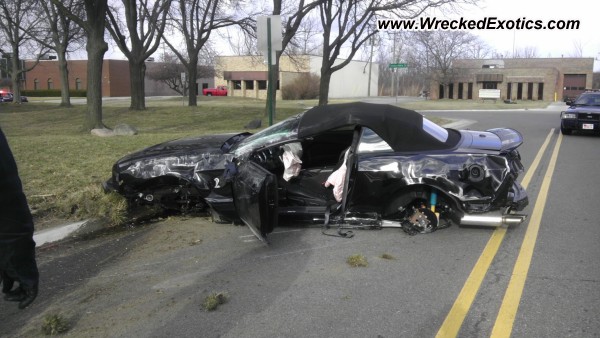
202,86 -> 227,96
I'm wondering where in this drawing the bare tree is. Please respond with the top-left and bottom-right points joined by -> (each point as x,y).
412,30 -> 480,86
0,0 -> 50,104
570,40 -> 584,58
146,52 -> 214,95
512,46 -> 539,58
107,0 -> 172,110
40,0 -> 86,107
51,0 -> 110,130
316,0 -> 463,105
165,0 -> 253,107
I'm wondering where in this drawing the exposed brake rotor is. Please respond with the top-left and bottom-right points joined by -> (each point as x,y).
406,207 -> 438,234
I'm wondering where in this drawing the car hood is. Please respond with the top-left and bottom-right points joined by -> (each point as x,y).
566,105 -> 600,113
114,133 -> 248,179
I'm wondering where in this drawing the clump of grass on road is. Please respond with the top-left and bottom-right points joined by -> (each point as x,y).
202,292 -> 228,311
346,254 -> 368,267
41,313 -> 69,335
380,253 -> 396,260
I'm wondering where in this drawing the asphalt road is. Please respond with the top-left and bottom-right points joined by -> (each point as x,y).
1,105 -> 599,337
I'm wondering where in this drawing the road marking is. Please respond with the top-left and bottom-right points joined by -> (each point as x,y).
436,129 -> 556,338
490,132 -> 563,338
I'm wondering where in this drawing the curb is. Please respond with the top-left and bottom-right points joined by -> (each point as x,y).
34,219 -> 104,247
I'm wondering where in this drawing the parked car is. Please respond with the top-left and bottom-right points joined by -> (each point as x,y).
560,90 -> 600,135
104,103 -> 528,242
1,92 -> 28,103
202,85 -> 228,96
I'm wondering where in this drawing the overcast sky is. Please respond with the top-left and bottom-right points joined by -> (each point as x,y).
463,0 -> 600,68
102,0 -> 599,70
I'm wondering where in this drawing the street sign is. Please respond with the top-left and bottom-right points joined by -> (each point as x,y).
257,16 -> 282,65
389,63 -> 408,68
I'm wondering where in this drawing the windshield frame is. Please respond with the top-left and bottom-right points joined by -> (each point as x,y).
232,114 -> 302,156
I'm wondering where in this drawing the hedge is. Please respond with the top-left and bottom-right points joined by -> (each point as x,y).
21,89 -> 87,97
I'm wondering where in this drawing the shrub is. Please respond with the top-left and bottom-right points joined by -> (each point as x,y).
282,73 -> 320,100
21,89 -> 87,97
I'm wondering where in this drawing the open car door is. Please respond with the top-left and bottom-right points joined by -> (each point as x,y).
232,161 -> 278,243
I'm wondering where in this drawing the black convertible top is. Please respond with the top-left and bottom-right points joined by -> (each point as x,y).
298,102 -> 460,152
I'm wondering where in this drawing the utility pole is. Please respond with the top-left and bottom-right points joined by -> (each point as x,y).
367,34 -> 375,97
391,33 -> 396,97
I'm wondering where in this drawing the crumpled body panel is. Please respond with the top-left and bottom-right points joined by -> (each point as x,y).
356,152 -> 524,213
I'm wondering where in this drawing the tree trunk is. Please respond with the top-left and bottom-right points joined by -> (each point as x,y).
85,34 -> 108,130
187,56 -> 198,106
318,66 -> 332,106
57,50 -> 72,107
129,59 -> 146,110
9,47 -> 22,105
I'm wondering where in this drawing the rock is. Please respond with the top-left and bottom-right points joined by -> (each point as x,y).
114,123 -> 138,136
91,128 -> 115,137
244,119 -> 262,129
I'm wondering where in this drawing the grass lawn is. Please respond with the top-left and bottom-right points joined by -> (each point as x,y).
0,96 -> 551,229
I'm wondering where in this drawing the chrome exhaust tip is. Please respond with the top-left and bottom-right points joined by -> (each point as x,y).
460,213 -> 527,227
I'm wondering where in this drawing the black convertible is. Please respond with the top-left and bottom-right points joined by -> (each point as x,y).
104,103 -> 528,242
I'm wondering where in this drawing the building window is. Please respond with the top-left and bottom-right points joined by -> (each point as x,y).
527,83 -> 533,100
75,78 -> 82,90
47,78 -> 53,90
458,83 -> 464,99
517,83 -> 523,100
482,82 -> 497,89
448,83 -> 454,99
257,80 -> 267,90
537,82 -> 544,100
439,84 -> 445,99
232,80 -> 242,89
34,79 -> 39,90
245,80 -> 254,90
507,82 -> 512,100
467,82 -> 473,99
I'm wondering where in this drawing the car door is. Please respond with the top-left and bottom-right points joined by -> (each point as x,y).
232,161 -> 278,243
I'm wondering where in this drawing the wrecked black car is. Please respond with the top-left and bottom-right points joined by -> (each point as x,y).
104,103 -> 528,242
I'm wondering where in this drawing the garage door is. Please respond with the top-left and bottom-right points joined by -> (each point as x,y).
563,74 -> 587,100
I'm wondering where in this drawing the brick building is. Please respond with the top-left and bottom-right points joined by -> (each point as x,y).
430,58 -> 594,101
215,55 -> 378,99
23,59 -> 131,97
22,59 -> 211,97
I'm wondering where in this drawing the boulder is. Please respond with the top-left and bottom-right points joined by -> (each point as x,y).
91,128 -> 115,137
244,119 -> 262,129
114,123 -> 138,136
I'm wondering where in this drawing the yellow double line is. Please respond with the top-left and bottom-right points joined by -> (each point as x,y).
436,129 -> 563,338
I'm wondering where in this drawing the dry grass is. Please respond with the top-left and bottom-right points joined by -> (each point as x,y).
41,313 -> 69,335
202,292 -> 228,311
346,254 -> 368,267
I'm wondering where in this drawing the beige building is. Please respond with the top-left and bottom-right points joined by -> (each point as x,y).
215,55 -> 378,100
430,58 -> 594,101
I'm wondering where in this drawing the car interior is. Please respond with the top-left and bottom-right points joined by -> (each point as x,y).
250,127 -> 356,212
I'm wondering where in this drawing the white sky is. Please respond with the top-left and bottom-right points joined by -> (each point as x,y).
457,0 -> 600,69
102,0 -> 600,71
